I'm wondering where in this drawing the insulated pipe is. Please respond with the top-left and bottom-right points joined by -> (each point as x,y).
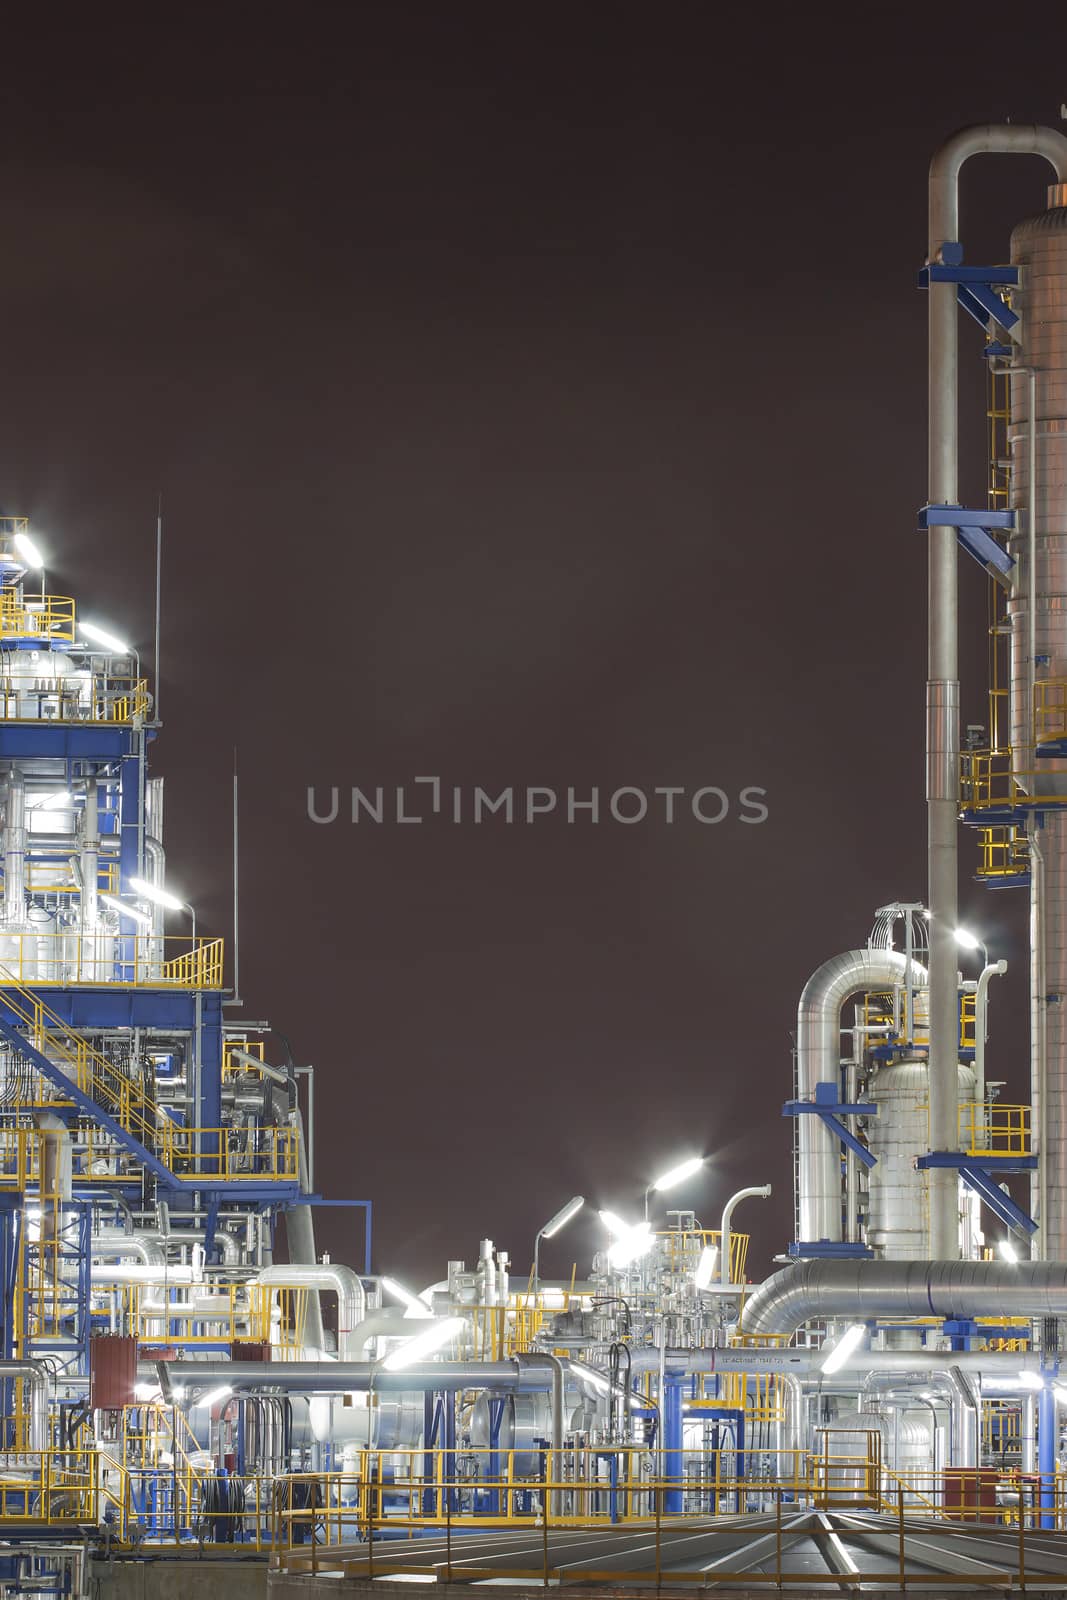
91,1231 -> 164,1265
797,950 -> 925,1244
744,1257 -> 1067,1336
515,1350 -> 564,1515
948,1364 -> 980,1470
80,783 -> 99,978
282,1111 -> 326,1353
720,1184 -> 771,1288
345,1310 -> 417,1359
973,960 -> 1007,1113
255,1263 -> 364,1358
3,769 -> 25,925
0,1361 -> 49,1451
138,1359 -> 559,1394
926,125 -> 1067,1260
621,1344 -> 1050,1379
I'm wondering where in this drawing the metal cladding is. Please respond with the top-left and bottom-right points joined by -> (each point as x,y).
796,948 -> 925,1243
1010,202 -> 1067,1259
743,1259 -> 1067,1337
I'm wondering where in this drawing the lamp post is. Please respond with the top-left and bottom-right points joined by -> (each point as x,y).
719,1184 -> 772,1288
532,1195 -> 584,1291
643,1155 -> 705,1220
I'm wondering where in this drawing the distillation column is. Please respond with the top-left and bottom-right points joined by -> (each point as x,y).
1010,185 -> 1067,1260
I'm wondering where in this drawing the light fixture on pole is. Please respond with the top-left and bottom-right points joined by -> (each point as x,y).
644,1155 -> 705,1218
99,894 -> 153,927
820,1323 -> 867,1375
381,1276 -> 433,1317
954,927 -> 989,966
381,1317 -> 465,1372
13,531 -> 43,569
607,1219 -> 654,1269
533,1195 -> 584,1289
80,621 -> 132,656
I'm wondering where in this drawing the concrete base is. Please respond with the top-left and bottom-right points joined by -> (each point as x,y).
91,1557 -> 267,1600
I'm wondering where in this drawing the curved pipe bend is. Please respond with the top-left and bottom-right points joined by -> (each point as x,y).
743,1258 -> 1067,1337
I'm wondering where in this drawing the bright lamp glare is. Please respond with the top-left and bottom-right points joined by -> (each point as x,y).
540,1195 -> 584,1239
999,1238 -> 1019,1263
194,1385 -> 232,1410
30,791 -> 72,811
1054,1385 -> 1067,1406
652,1155 -> 704,1192
1018,1371 -> 1045,1391
694,1245 -> 719,1289
382,1316 -> 465,1371
80,621 -> 131,655
134,1382 -> 162,1402
100,893 -> 153,927
13,532 -> 43,569
129,875 -> 184,912
820,1323 -> 867,1375
599,1210 -> 630,1238
954,928 -> 981,952
607,1220 -> 654,1268
381,1276 -> 433,1317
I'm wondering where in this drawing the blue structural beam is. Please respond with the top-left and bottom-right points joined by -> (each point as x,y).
783,1082 -> 877,1169
917,262 -> 1019,337
788,1241 -> 874,1259
917,1152 -> 1038,1234
918,505 -> 1015,581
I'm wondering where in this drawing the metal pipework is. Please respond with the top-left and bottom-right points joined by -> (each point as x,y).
796,949 -> 925,1244
1007,192 -> 1067,1262
3,769 -> 25,924
925,124 -> 1067,1260
743,1257 -> 1067,1336
281,1111 -> 326,1354
137,1358 -> 560,1394
719,1184 -> 771,1288
0,1361 -> 49,1451
254,1263 -> 365,1358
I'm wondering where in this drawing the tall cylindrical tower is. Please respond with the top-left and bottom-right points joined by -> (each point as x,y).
1009,193 -> 1067,1259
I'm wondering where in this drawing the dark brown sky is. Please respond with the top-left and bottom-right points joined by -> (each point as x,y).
0,1 -> 1055,1285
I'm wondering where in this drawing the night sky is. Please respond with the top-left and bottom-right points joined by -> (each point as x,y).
0,3 -> 1059,1288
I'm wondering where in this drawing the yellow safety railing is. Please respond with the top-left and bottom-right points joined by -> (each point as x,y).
960,1101 -> 1031,1159
0,592 -> 76,643
0,1451 -> 100,1526
655,1226 -> 749,1286
0,672 -> 150,722
976,823 -> 1029,881
962,746 -> 1067,813
961,988 -> 977,1051
0,932 -> 224,989
1035,679 -> 1067,749
108,1282 -> 300,1347
223,1038 -> 265,1077
159,1123 -> 298,1182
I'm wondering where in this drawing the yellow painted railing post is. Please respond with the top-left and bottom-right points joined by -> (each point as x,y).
898,1485 -> 906,1589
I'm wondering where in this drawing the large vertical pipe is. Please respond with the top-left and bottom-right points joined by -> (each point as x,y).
1008,189 -> 1067,1260
926,126 -> 1067,1261
3,769 -> 26,928
796,950 -> 924,1245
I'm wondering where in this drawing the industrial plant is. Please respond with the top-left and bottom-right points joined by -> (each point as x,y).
3,121 -> 1067,1594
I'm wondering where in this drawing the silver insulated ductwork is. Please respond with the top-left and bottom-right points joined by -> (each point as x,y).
743,1258 -> 1067,1337
796,948 -> 926,1245
1009,196 -> 1067,1260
